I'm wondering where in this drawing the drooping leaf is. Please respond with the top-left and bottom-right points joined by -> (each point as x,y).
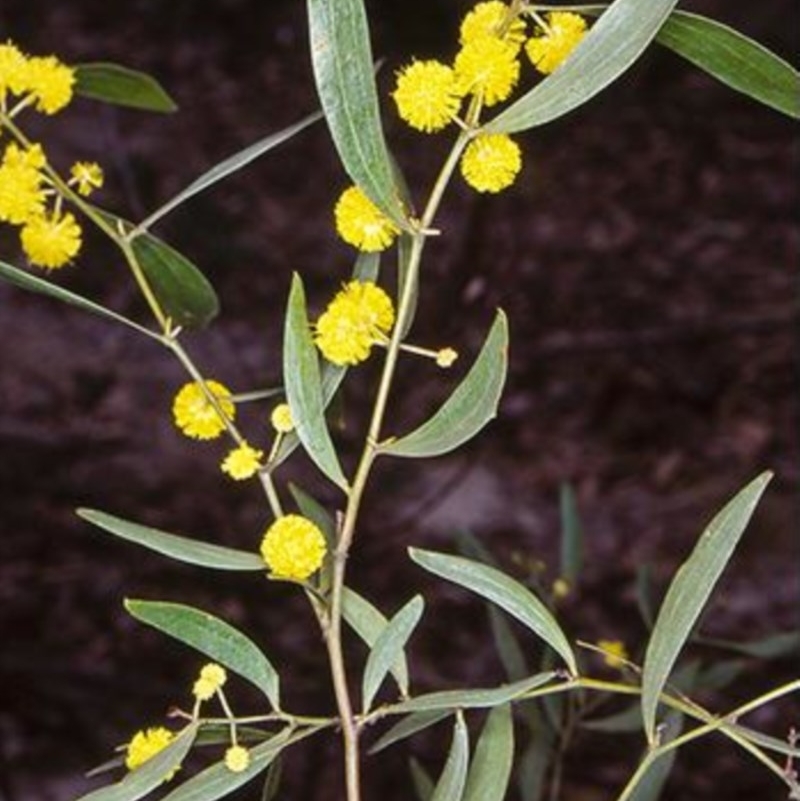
369,710 -> 452,755
75,63 -> 177,112
430,713 -> 469,801
517,709 -> 555,801
410,548 -> 577,673
390,672 -> 558,715
628,709 -> 685,801
260,756 -> 283,801
697,631 -> 800,660
397,232 -> 418,338
306,0 -> 406,225
410,757 -> 435,801
383,311 -> 508,459
125,600 -> 281,710
131,233 -> 219,328
158,729 -> 293,801
341,587 -> 409,693
353,250 -> 381,283
485,0 -> 679,133
463,704 -> 514,801
140,111 -> 323,230
362,595 -> 424,712
582,702 -> 643,733
283,273 -> 347,490
641,472 -> 772,743
78,509 -> 264,571
558,483 -> 583,585
288,485 -> 337,548
0,259 -> 156,339
74,723 -> 198,801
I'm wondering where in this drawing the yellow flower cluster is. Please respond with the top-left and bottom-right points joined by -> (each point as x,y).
221,441 -> 263,480
225,745 -> 251,773
334,185 -> 400,252
270,402 -> 294,433
125,727 -> 178,777
260,514 -> 327,581
314,280 -> 395,366
597,639 -> 629,669
0,42 -> 104,269
391,3 -> 588,194
172,380 -> 235,440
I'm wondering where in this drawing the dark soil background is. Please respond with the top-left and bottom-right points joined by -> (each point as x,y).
0,2 -> 797,800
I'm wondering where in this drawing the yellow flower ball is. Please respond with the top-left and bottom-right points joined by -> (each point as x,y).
393,60 -> 462,133
0,143 -> 47,225
460,2 -> 527,50
597,639 -> 629,669
224,745 -> 251,773
260,514 -> 327,581
25,54 -> 75,114
20,210 -> 82,269
192,662 -> 228,700
0,42 -> 30,100
314,280 -> 395,366
221,442 -> 263,480
454,35 -> 520,107
70,161 -> 104,196
172,380 -> 235,440
460,133 -> 522,193
270,403 -> 294,434
125,727 -> 177,776
525,12 -> 588,75
334,186 -> 400,252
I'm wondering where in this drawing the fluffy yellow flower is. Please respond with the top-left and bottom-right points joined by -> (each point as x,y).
454,35 -> 520,107
436,348 -> 459,368
221,442 -> 263,480
314,280 -> 395,366
224,745 -> 251,773
460,2 -> 527,49
125,727 -> 177,777
192,662 -> 228,701
0,143 -> 47,225
172,379 -> 235,440
597,639 -> 629,669
460,133 -> 522,193
20,210 -> 82,269
0,42 -> 30,102
260,514 -> 327,581
393,60 -> 462,133
526,12 -> 588,75
270,403 -> 294,434
24,55 -> 75,114
70,161 -> 104,196
334,186 -> 400,252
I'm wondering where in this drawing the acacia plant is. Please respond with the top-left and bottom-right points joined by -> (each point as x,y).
1,1 -> 798,800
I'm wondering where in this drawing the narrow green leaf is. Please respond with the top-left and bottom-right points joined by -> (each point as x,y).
582,702 -> 642,733
629,709 -> 685,801
125,600 -> 281,709
397,232 -> 418,338
283,274 -> 347,490
641,472 -> 772,743
287,485 -> 337,548
131,233 -> 219,328
260,757 -> 283,801
697,631 -> 800,660
558,483 -> 583,585
636,563 -> 657,630
75,63 -> 177,112
74,723 -> 198,801
353,250 -> 381,283
410,548 -> 577,673
410,757 -> 435,801
158,729 -> 293,801
306,0 -> 406,225
369,710 -> 452,755
383,311 -> 508,459
517,709 -> 555,801
390,672 -> 557,715
140,111 -> 323,231
78,509 -> 264,571
695,659 -> 748,694
729,724 -> 800,759
431,713 -> 469,801
341,588 -> 409,693
489,605 -> 529,682
362,595 -> 424,712
0,259 -> 156,339
486,0 -> 679,133
463,704 -> 514,801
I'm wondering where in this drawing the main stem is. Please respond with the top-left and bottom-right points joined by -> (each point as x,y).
324,132 -> 471,801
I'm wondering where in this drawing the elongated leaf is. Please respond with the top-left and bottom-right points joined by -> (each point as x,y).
383,312 -> 508,458
582,702 -> 642,733
641,472 -> 772,743
636,563 -> 657,630
159,728 -> 293,801
125,600 -> 281,709
431,714 -> 469,801
629,709 -> 685,801
288,485 -> 337,547
486,0 -> 679,133
75,63 -> 177,112
559,483 -> 583,585
74,723 -> 198,801
140,111 -> 323,231
0,259 -> 156,339
131,233 -> 219,328
463,704 -> 514,801
369,710 -> 452,755
341,588 -> 409,693
698,631 -> 800,660
397,232 -> 418,338
410,548 -> 576,673
260,757 -> 282,801
362,595 -> 424,712
353,250 -> 381,283
410,758 -> 435,801
390,672 -> 557,715
78,509 -> 264,571
306,0 -> 406,225
283,274 -> 347,490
